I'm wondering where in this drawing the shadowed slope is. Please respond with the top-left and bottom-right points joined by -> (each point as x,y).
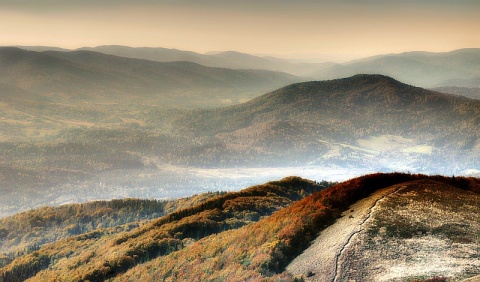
0,47 -> 301,107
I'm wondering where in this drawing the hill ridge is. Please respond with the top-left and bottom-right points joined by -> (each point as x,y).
113,173 -> 479,281
289,178 -> 479,281
1,173 -> 478,281
312,48 -> 480,88
0,176 -> 331,281
0,47 -> 301,107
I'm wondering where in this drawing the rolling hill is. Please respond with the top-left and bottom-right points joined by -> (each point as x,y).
2,74 -> 479,218
17,46 -> 480,89
432,86 -> 480,100
0,173 -> 478,281
73,45 -> 330,77
0,47 -> 301,107
311,48 -> 480,88
0,193 -> 224,262
0,176 -> 331,281
160,74 -> 480,173
16,45 -> 329,77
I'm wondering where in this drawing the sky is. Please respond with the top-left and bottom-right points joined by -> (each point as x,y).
1,0 -> 479,60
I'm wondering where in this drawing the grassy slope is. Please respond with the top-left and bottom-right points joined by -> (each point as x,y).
287,179 -> 480,281
341,179 -> 479,281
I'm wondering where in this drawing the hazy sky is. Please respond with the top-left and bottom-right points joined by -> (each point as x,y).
1,0 -> 479,60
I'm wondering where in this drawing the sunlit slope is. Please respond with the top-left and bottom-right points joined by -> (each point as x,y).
113,173 -> 479,281
288,179 -> 479,281
0,177 -> 329,281
1,174 -> 477,281
0,193 -> 223,259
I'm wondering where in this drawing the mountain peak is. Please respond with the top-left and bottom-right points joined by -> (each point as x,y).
335,74 -> 409,88
252,74 -> 414,107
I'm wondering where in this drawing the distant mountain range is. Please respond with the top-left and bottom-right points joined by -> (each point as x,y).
311,48 -> 480,88
0,47 -> 301,107
17,45 -> 331,77
15,45 -> 480,88
432,86 -> 480,100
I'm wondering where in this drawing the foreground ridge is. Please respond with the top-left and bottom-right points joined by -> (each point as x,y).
332,185 -> 405,282
0,173 -> 478,281
289,178 -> 479,281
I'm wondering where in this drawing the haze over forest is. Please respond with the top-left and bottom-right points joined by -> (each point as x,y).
0,1 -> 479,281
0,0 -> 479,215
0,0 -> 478,204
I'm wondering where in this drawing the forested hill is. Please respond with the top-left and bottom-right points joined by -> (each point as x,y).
169,74 -> 480,137
0,193 -> 223,262
2,74 -> 479,219
1,173 -> 478,281
158,74 -> 480,170
0,177 -> 331,281
0,47 -> 301,107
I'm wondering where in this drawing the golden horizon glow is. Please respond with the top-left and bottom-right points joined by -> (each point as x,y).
0,1 -> 479,60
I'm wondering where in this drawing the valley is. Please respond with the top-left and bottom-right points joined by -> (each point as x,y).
2,0 -> 479,279
0,43 -> 479,281
1,58 -> 480,217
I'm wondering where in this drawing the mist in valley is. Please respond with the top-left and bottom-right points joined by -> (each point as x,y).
1,1 -> 480,281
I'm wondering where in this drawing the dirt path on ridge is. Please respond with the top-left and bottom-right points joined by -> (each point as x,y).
286,184 -> 404,281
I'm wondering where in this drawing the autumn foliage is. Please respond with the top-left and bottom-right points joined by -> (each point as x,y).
0,176 -> 329,281
0,173 -> 478,281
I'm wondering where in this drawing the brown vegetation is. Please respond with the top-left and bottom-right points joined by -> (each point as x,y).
1,173 -> 478,281
118,173 -> 478,281
0,176 -> 330,281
